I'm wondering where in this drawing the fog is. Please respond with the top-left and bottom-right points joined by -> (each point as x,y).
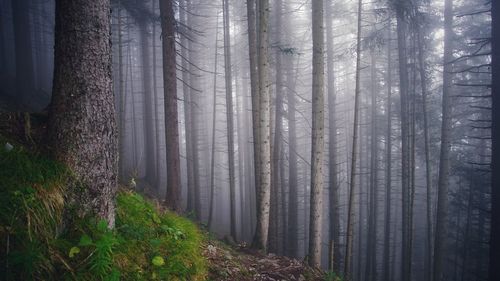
0,0 -> 492,280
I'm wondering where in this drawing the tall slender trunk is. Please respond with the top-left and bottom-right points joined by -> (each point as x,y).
152,0 -> 161,187
325,0 -> 340,271
490,0 -> 500,279
159,0 -> 182,212
382,20 -> 392,281
222,0 -> 237,240
208,10 -> 220,230
433,0 -> 453,279
417,24 -> 434,281
252,0 -> 271,252
344,0 -> 362,277
396,5 -> 411,281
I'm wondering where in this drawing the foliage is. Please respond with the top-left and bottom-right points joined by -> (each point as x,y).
0,136 -> 207,281
324,270 -> 343,281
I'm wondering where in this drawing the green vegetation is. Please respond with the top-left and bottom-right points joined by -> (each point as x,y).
0,138 -> 206,280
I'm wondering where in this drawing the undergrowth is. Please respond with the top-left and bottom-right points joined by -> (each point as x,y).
0,136 -> 206,280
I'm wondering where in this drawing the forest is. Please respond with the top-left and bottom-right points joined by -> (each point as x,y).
0,0 -> 498,280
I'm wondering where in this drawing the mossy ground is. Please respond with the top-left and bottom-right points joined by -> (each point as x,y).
0,136 -> 206,281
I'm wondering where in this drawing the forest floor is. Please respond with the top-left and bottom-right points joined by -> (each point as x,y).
202,239 -> 327,281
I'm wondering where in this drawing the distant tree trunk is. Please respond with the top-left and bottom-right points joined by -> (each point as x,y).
207,10 -> 220,230
365,50 -> 378,280
246,0 -> 261,222
325,0 -> 340,272
268,0 -> 284,254
417,25 -> 433,281
308,0 -> 325,268
222,0 -> 237,240
344,0 -> 362,277
138,20 -> 156,186
252,0 -> 271,252
49,0 -> 117,226
382,21 -> 392,281
159,0 -> 182,212
286,5 -> 299,255
490,0 -> 500,279
11,0 -> 35,105
396,3 -> 411,280
433,0 -> 453,280
152,0 -> 161,187
117,6 -> 126,180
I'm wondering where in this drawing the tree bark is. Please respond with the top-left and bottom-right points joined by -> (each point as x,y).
252,0 -> 271,252
490,0 -> 500,279
49,0 -> 117,226
159,0 -> 182,212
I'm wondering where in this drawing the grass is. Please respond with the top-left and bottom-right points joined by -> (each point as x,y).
0,136 -> 207,280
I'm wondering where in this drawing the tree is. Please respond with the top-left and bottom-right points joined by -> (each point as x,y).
325,0 -> 341,271
159,0 -> 182,212
252,0 -> 272,252
490,0 -> 499,280
308,0 -> 325,268
222,0 -> 237,240
433,0 -> 453,279
344,0 -> 363,277
49,0 -> 117,226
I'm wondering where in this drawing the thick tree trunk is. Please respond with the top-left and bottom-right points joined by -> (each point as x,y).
433,0 -> 453,279
49,0 -> 117,226
159,0 -> 182,212
490,0 -> 500,279
252,0 -> 271,252
344,0 -> 362,277
308,0 -> 325,268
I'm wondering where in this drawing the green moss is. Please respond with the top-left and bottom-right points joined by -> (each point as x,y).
0,137 -> 207,281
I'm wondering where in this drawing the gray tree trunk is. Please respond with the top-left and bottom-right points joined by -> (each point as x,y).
252,0 -> 272,252
49,0 -> 117,226
159,0 -> 182,212
433,0 -> 453,279
344,0 -> 362,277
308,0 -> 325,268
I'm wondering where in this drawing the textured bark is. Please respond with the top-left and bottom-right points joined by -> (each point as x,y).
246,0 -> 261,217
433,0 -> 453,279
222,0 -> 237,240
159,0 -> 182,212
49,0 -> 117,226
490,0 -> 500,279
11,0 -> 35,104
308,0 -> 325,268
252,0 -> 271,252
325,0 -> 340,271
344,0 -> 362,278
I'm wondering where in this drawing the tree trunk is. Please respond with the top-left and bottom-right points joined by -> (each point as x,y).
325,0 -> 340,272
252,0 -> 271,252
490,0 -> 500,279
308,0 -> 325,268
159,0 -> 182,212
433,0 -> 453,279
344,0 -> 362,277
49,0 -> 117,226
396,5 -> 411,281
222,0 -> 237,240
